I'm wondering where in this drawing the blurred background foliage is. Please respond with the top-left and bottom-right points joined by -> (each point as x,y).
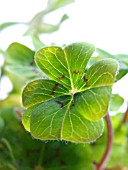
0,0 -> 128,169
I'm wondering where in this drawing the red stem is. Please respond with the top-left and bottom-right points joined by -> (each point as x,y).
95,112 -> 113,170
14,108 -> 22,119
122,102 -> 128,124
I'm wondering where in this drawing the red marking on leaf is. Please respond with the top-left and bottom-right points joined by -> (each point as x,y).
58,74 -> 65,80
83,75 -> 88,85
55,101 -> 64,108
51,83 -> 59,95
73,70 -> 80,74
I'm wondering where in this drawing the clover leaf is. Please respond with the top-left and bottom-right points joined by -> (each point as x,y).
22,42 -> 118,143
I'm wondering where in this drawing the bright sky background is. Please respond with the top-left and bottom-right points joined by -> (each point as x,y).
1,0 -> 128,53
0,0 -> 128,112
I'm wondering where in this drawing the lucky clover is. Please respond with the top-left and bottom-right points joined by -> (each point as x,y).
22,42 -> 118,143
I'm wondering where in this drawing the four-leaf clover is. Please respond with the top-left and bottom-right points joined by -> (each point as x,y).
22,42 -> 118,143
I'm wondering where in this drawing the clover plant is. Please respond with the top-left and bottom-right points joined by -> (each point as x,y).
22,42 -> 118,143
1,0 -> 128,169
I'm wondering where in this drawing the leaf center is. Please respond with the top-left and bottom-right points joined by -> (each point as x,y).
69,89 -> 78,95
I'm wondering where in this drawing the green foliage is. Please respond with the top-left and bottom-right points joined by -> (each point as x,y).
96,48 -> 128,81
22,42 -> 118,143
92,113 -> 128,169
5,42 -> 44,78
0,108 -> 93,170
1,0 -> 128,169
32,35 -> 45,50
6,43 -> 34,65
0,117 -> 5,131
109,94 -> 124,112
0,22 -> 19,32
0,0 -> 74,50
47,0 -> 75,11
25,14 -> 69,36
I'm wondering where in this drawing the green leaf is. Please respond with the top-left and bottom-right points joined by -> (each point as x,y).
28,0 -> 74,26
0,105 -> 93,169
22,104 -> 40,132
96,48 -> 128,81
25,21 -> 59,37
109,94 -> 124,111
78,59 -> 118,90
47,0 -> 75,12
6,42 -> 44,78
0,22 -> 19,32
114,54 -> 128,80
5,65 -> 42,78
96,48 -> 114,59
6,72 -> 28,93
22,42 -> 118,143
37,23 -> 59,33
35,15 -> 69,34
116,69 -> 128,80
30,96 -> 104,143
22,79 -> 68,108
6,42 -> 34,65
35,42 -> 95,89
114,54 -> 128,64
74,87 -> 112,121
59,14 -> 69,23
32,35 -> 45,50
25,0 -> 70,37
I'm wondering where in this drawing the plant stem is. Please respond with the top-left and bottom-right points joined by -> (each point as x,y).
122,102 -> 128,124
115,102 -> 128,131
95,112 -> 113,170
